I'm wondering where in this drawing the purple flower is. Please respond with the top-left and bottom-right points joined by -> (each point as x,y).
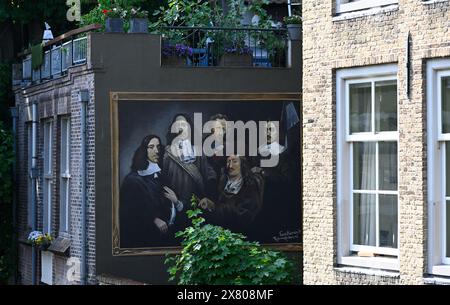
162,44 -> 193,58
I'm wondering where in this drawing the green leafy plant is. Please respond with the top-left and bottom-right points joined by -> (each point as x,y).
0,121 -> 15,284
283,15 -> 302,25
165,195 -> 295,285
129,7 -> 148,19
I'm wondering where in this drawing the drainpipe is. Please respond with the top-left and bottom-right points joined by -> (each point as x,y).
79,89 -> 89,285
10,106 -> 18,284
31,101 -> 38,285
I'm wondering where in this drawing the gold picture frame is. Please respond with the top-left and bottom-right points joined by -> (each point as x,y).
111,92 -> 302,256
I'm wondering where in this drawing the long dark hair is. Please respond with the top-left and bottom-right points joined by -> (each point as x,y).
165,113 -> 194,147
131,134 -> 162,172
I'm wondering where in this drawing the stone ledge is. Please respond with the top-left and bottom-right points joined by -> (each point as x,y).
424,276 -> 450,285
334,266 -> 400,278
422,0 -> 449,5
332,4 -> 399,22
97,274 -> 148,285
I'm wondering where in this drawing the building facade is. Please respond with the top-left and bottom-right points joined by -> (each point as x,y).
303,0 -> 450,284
12,30 -> 302,285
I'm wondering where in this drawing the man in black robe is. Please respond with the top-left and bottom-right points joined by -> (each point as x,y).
120,135 -> 183,248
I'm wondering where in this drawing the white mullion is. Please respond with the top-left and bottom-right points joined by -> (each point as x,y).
375,142 -> 380,248
372,81 -> 375,134
438,73 -> 443,137
347,132 -> 398,142
350,142 -> 354,248
443,143 -> 450,263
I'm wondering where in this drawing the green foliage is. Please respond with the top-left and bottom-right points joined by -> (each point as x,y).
0,1 -> 76,37
283,15 -> 302,25
80,0 -> 165,31
165,195 -> 295,285
0,121 -> 15,284
0,64 -> 13,122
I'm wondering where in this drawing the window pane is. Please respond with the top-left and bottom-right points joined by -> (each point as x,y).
353,193 -> 376,246
353,142 -> 376,190
442,76 -> 450,134
60,180 -> 68,232
447,142 -> 450,197
350,82 -> 372,133
379,194 -> 398,248
375,80 -> 397,132
447,200 -> 450,258
379,142 -> 397,191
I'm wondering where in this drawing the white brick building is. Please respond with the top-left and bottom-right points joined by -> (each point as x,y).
303,0 -> 450,284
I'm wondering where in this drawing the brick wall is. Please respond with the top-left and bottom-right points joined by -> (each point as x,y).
13,59 -> 96,284
302,0 -> 450,284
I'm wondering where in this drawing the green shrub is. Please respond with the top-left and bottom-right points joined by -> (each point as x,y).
0,121 -> 14,284
165,195 -> 295,285
283,15 -> 302,25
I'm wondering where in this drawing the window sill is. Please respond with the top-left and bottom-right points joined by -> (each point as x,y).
424,275 -> 450,285
334,265 -> 400,278
422,0 -> 449,5
339,255 -> 399,271
332,4 -> 399,22
431,265 -> 450,278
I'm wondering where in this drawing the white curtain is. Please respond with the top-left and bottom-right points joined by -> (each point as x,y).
358,143 -> 376,246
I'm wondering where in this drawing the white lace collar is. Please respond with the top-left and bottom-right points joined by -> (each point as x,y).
137,161 -> 161,178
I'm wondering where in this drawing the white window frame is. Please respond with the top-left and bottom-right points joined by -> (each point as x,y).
43,120 -> 53,234
427,58 -> 450,277
59,117 -> 71,235
337,64 -> 399,271
27,123 -> 33,228
336,0 -> 398,14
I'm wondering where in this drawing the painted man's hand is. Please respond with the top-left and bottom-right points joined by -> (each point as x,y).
154,217 -> 168,233
199,198 -> 215,211
163,186 -> 178,203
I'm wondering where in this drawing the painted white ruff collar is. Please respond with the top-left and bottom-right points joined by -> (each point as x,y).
258,141 -> 286,156
137,161 -> 161,178
224,176 -> 243,195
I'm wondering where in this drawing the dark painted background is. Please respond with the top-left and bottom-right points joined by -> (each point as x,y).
93,33 -> 302,284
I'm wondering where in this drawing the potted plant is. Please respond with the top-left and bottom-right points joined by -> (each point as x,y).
28,231 -> 54,251
103,7 -> 125,33
161,43 -> 193,67
284,15 -> 302,41
219,45 -> 253,67
129,7 -> 149,33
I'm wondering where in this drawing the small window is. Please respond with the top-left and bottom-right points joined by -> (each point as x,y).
59,117 -> 70,234
27,124 -> 33,228
43,120 -> 53,234
336,0 -> 398,14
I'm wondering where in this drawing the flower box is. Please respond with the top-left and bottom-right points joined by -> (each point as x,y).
286,24 -> 301,41
162,56 -> 187,67
105,17 -> 124,33
28,230 -> 54,251
219,53 -> 253,67
129,18 -> 148,33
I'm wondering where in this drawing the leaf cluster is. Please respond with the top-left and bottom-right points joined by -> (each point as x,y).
165,195 -> 294,285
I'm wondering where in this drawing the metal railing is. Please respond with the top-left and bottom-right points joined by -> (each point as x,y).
159,26 -> 289,68
24,36 -> 88,84
17,24 -> 101,85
